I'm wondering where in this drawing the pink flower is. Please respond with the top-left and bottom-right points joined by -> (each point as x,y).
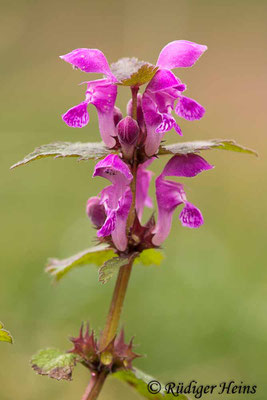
152,154 -> 213,246
142,41 -> 207,156
60,49 -> 118,148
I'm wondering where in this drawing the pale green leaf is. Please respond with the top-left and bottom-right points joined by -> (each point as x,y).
98,256 -> 130,284
10,141 -> 109,169
46,244 -> 115,282
31,348 -> 76,381
135,249 -> 164,266
159,139 -> 258,157
0,321 -> 13,344
113,368 -> 189,400
110,57 -> 158,87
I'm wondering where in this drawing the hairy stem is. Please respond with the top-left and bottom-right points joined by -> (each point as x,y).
99,259 -> 134,350
81,371 -> 108,400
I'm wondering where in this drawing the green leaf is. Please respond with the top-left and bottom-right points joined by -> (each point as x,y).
98,256 -> 131,284
110,57 -> 158,87
113,368 -> 189,400
10,141 -> 109,169
46,244 -> 115,282
159,139 -> 258,157
0,321 -> 13,344
31,348 -> 76,381
135,249 -> 164,266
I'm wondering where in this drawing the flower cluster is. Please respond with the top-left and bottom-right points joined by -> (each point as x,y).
60,40 -> 212,253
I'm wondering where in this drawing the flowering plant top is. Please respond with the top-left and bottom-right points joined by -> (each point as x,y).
11,39 -> 256,400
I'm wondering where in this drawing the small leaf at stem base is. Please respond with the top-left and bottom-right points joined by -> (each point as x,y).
31,349 -> 76,381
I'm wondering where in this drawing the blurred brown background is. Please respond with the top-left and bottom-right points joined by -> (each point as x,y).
0,0 -> 266,399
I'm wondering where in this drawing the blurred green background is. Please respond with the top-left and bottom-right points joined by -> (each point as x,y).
1,0 -> 266,399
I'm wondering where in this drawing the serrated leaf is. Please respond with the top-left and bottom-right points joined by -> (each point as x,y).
135,249 -> 164,266
46,244 -> 115,282
159,139 -> 258,157
0,321 -> 13,344
110,57 -> 158,87
98,256 -> 130,284
31,348 -> 76,381
10,141 -> 109,169
113,368 -> 189,400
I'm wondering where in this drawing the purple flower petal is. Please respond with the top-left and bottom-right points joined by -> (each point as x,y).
111,189 -> 132,251
60,48 -> 115,78
179,202 -> 203,228
136,160 -> 154,221
62,101 -> 89,128
93,155 -> 133,187
142,92 -> 164,156
155,113 -> 178,134
156,40 -> 207,69
175,96 -> 205,121
161,154 -> 213,178
152,177 -> 186,246
146,69 -> 182,92
97,210 -> 116,237
86,196 -> 106,227
86,79 -> 118,148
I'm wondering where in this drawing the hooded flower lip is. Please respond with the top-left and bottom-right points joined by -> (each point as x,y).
93,155 -> 133,251
152,154 -> 213,246
156,40 -> 207,69
142,41 -> 207,156
60,48 -> 117,80
93,154 -> 133,187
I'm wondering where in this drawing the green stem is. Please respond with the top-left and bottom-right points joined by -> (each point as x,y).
99,259 -> 134,350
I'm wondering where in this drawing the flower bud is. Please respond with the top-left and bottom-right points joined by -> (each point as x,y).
117,116 -> 139,159
113,106 -> 123,126
86,197 -> 106,228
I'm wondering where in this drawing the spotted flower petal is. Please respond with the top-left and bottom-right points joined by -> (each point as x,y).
179,202 -> 203,228
93,154 -> 133,188
62,101 -> 89,128
175,96 -> 205,121
156,40 -> 207,69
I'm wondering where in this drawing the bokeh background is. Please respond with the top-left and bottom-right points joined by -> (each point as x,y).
1,0 -> 266,399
